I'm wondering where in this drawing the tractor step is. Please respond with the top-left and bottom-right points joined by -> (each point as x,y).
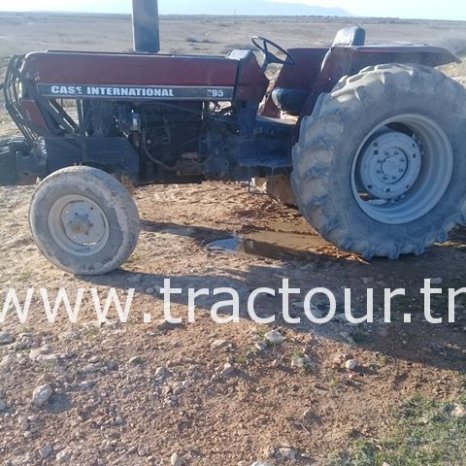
0,139 -> 43,186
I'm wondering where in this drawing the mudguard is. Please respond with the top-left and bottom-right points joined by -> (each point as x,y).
347,45 -> 460,71
304,45 -> 461,116
265,44 -> 461,117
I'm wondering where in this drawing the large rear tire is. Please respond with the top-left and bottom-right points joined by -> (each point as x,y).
292,64 -> 466,259
29,166 -> 140,275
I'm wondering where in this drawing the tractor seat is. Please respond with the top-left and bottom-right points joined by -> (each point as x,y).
272,26 -> 366,115
330,26 -> 366,48
271,88 -> 309,116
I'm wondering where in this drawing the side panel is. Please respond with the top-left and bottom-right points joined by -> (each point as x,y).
22,52 -> 239,101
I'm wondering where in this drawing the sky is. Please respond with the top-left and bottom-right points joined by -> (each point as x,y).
0,0 -> 465,21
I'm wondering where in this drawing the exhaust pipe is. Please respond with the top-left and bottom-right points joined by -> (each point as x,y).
132,0 -> 160,53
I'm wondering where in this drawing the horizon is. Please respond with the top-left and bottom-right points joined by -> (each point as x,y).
0,0 -> 465,21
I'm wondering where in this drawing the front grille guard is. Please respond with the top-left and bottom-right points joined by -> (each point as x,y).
3,55 -> 79,146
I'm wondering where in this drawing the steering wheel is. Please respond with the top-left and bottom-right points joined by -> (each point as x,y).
251,36 -> 295,70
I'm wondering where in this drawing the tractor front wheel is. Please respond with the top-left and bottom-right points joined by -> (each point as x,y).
292,64 -> 466,259
29,166 -> 140,275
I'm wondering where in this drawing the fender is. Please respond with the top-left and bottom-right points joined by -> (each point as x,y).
298,45 -> 461,119
348,45 -> 460,71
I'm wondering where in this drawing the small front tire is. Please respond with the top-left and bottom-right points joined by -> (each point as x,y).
29,166 -> 140,275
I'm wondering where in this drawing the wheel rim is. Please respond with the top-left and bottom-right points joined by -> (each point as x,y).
351,114 -> 454,224
48,195 -> 110,256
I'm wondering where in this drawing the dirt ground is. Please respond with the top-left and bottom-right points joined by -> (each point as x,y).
0,13 -> 465,466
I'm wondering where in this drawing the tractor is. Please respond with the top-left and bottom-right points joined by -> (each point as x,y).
1,0 -> 465,275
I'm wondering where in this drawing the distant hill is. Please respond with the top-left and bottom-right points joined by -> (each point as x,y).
159,0 -> 349,17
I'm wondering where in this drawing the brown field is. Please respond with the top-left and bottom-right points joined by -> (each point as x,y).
0,13 -> 465,466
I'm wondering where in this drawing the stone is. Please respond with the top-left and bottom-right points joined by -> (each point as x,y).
32,384 -> 53,407
0,399 -> 6,412
254,340 -> 268,352
77,380 -> 97,390
0,354 -> 13,369
56,448 -> 72,462
37,354 -> 59,364
18,415 -> 29,430
80,364 -> 101,374
303,408 -> 315,422
264,330 -> 285,345
211,339 -> 230,350
0,331 -> 14,345
277,447 -> 297,460
221,363 -> 234,377
170,452 -> 183,466
344,359 -> 358,371
154,366 -> 171,383
128,356 -> 144,366
40,444 -> 53,459
157,319 -> 183,331
309,305 -> 326,319
291,356 -> 306,369
29,348 -> 47,360
291,301 -> 305,309
291,354 -> 312,369
334,313 -> 348,323
138,446 -> 150,457
451,403 -> 466,419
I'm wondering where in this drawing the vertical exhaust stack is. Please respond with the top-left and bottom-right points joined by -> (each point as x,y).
132,0 -> 160,53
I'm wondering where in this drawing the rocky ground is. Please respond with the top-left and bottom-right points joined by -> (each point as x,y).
0,181 -> 465,466
0,12 -> 465,466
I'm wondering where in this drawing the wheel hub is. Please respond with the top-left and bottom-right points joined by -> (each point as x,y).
61,201 -> 107,246
360,131 -> 422,200
48,194 -> 110,256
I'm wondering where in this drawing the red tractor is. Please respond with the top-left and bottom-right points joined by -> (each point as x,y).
1,0 -> 465,274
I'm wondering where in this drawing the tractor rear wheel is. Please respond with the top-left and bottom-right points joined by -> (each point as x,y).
292,64 -> 466,259
29,166 -> 140,275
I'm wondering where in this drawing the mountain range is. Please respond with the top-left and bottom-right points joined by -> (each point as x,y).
159,1 -> 349,16
5,0 -> 350,17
